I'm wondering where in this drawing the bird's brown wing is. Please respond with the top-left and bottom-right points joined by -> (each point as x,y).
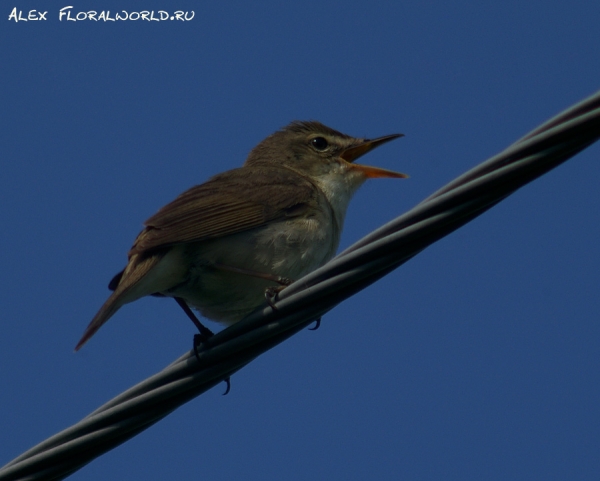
74,165 -> 320,351
129,164 -> 320,257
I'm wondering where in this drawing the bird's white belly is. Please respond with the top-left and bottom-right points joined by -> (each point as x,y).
166,216 -> 338,325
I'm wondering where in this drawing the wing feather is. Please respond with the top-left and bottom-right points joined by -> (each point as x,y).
129,165 -> 318,257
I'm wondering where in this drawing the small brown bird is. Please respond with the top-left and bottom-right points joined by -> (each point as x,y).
75,121 -> 407,351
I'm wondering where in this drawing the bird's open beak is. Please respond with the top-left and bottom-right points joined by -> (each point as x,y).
341,133 -> 408,179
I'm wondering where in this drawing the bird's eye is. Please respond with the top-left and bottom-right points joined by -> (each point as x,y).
311,137 -> 329,151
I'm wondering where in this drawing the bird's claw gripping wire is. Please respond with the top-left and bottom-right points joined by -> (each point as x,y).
176,297 -> 231,395
264,276 -> 293,310
264,286 -> 285,310
309,317 -> 321,330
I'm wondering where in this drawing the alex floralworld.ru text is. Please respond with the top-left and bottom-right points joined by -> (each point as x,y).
8,7 -> 195,22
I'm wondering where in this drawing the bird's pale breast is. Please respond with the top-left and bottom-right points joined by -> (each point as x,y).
164,208 -> 339,324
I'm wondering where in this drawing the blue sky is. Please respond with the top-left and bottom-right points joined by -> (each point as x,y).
1,1 -> 600,479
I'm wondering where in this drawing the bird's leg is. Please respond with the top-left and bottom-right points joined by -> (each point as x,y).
174,297 -> 231,395
212,262 -> 293,311
175,297 -> 214,341
212,262 -> 293,286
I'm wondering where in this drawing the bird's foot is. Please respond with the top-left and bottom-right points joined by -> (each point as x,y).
265,285 -> 286,310
191,335 -> 231,395
264,276 -> 294,310
192,332 -> 212,358
309,317 -> 321,330
177,297 -> 231,395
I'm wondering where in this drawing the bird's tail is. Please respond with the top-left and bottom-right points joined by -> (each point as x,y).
74,291 -> 127,351
74,253 -> 165,351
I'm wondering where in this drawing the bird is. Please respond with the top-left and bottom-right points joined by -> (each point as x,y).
75,121 -> 407,351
